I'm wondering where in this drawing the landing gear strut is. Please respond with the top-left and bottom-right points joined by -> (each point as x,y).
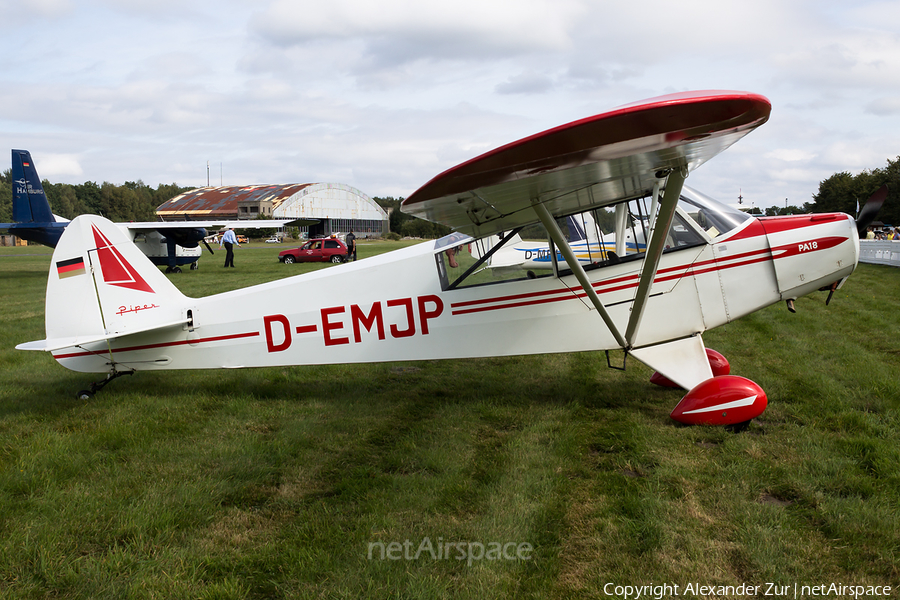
76,369 -> 135,400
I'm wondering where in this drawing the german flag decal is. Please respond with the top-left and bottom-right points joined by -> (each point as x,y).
56,257 -> 86,279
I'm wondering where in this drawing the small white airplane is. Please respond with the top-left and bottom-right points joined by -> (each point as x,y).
16,91 -> 883,427
0,150 -> 304,272
470,206 -> 648,275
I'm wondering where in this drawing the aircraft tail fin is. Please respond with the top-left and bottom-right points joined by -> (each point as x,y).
564,215 -> 588,242
11,149 -> 54,224
1,150 -> 67,246
20,215 -> 192,365
470,232 -> 526,268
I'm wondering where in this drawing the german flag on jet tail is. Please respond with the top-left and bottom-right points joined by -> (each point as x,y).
56,257 -> 86,279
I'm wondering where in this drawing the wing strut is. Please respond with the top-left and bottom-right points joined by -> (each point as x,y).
624,169 -> 686,347
532,200 -> 628,349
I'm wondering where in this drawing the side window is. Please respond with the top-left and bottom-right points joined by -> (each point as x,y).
434,230 -> 552,291
435,194 -> 708,291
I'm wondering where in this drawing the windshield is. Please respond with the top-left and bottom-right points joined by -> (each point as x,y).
678,186 -> 751,238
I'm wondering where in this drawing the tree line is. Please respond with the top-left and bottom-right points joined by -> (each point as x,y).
744,156 -> 899,225
0,170 -> 191,224
808,156 -> 900,225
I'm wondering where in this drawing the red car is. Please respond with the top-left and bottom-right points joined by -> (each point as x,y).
279,238 -> 348,264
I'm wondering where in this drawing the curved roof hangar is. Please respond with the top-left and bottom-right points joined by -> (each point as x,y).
157,183 -> 387,223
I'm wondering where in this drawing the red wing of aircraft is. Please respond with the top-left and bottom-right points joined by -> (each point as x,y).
16,91 -> 882,428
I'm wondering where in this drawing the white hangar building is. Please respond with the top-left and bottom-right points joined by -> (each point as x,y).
157,182 -> 389,238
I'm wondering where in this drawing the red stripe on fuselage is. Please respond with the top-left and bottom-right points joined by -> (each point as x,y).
53,331 -> 260,360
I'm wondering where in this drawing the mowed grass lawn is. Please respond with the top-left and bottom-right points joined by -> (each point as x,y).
0,240 -> 898,599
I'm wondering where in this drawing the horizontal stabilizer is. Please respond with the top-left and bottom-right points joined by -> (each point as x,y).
17,316 -> 190,353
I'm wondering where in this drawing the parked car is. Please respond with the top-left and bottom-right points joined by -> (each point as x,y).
237,235 -> 249,244
279,238 -> 348,264
265,236 -> 281,243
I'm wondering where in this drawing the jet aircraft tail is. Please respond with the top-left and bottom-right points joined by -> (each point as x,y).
17,215 -> 192,367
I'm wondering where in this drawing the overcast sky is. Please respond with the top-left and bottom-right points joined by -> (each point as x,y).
2,0 -> 899,212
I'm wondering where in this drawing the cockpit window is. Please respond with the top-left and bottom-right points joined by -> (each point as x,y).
678,187 -> 751,238
435,187 -> 741,290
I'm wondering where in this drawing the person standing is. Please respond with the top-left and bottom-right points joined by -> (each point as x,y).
220,227 -> 240,267
345,230 -> 357,261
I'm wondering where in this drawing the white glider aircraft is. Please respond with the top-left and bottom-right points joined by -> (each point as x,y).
17,91 -> 880,427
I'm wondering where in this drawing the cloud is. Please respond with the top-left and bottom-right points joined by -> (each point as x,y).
250,0 -> 584,65
866,97 -> 900,116
765,149 -> 818,163
495,72 -> 555,95
35,153 -> 84,180
6,0 -> 73,19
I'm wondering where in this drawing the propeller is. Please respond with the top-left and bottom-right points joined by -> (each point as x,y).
820,184 -> 888,312
815,184 -> 888,310
856,184 -> 888,238
203,240 -> 215,255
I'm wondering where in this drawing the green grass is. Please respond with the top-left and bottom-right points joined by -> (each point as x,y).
0,242 -> 898,598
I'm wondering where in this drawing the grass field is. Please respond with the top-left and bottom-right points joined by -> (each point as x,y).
0,240 -> 898,599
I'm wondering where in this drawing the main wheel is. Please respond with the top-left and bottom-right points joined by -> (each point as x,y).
76,390 -> 94,401
670,376 -> 767,426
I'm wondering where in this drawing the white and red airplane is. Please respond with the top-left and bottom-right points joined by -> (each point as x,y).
16,91 -> 882,427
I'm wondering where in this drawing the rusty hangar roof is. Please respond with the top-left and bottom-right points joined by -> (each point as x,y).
157,184 -> 316,219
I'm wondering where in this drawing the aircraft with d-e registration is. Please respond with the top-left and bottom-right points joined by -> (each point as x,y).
15,91 -> 884,427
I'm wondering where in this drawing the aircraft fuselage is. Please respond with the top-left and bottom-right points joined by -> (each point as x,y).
50,210 -> 858,375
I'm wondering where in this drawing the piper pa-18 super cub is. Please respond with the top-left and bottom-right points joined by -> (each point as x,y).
17,91 -> 880,427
